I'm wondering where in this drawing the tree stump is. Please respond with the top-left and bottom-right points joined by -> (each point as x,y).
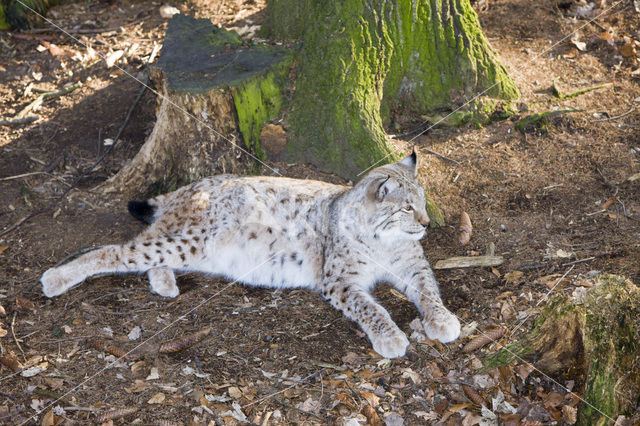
104,14 -> 293,195
483,274 -> 640,425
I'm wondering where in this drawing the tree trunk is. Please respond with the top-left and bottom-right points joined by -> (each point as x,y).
262,0 -> 519,178
0,0 -> 50,30
483,274 -> 640,425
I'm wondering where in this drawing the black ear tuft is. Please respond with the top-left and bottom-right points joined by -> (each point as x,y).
128,200 -> 156,224
375,175 -> 391,202
399,149 -> 418,176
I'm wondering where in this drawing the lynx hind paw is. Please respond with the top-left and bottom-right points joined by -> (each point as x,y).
41,268 -> 73,298
424,310 -> 461,344
370,328 -> 410,359
148,268 -> 179,298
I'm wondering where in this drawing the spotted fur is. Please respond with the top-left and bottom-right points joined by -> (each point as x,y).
41,153 -> 460,358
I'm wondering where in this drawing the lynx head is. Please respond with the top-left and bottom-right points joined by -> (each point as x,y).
351,151 -> 430,242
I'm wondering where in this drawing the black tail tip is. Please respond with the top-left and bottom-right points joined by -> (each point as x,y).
128,200 -> 156,224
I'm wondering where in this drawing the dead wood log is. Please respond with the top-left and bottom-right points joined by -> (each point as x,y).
103,15 -> 292,195
483,274 -> 640,425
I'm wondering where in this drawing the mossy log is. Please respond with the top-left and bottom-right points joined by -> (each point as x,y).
262,0 -> 519,178
104,15 -> 293,194
483,274 -> 640,425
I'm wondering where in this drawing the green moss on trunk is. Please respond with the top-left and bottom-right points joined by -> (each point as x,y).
482,275 -> 640,425
233,53 -> 293,162
263,0 -> 518,180
2,0 -> 51,30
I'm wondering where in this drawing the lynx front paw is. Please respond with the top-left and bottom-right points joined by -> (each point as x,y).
423,310 -> 461,344
148,268 -> 179,298
41,268 -> 73,298
370,328 -> 410,359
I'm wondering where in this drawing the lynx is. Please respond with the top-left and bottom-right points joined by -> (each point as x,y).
41,152 -> 460,358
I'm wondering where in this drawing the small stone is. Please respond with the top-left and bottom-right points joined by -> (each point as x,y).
383,412 -> 404,426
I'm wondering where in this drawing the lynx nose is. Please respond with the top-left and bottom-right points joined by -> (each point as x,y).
417,213 -> 430,227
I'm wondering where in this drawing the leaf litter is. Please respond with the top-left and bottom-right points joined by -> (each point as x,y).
0,0 -> 638,424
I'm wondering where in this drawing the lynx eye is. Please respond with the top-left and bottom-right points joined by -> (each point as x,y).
402,206 -> 413,213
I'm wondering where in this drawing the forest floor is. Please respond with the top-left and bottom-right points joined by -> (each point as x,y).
0,0 -> 639,424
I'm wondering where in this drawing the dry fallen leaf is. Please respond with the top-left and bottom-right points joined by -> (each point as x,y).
228,386 -> 242,399
0,353 -> 24,372
361,405 -> 383,426
147,392 -> 165,404
105,50 -> 125,68
562,405 -> 577,425
360,391 -> 380,408
15,297 -> 37,312
0,245 -> 8,255
459,212 -> 472,245
503,270 -> 524,284
41,409 -> 55,426
620,38 -> 637,58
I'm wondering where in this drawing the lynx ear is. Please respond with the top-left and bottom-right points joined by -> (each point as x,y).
398,149 -> 418,177
368,175 -> 397,202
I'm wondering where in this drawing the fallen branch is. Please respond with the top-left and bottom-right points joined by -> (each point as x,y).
422,148 -> 461,166
433,255 -> 504,269
0,115 -> 39,126
551,81 -> 612,100
0,171 -> 48,181
515,109 -> 582,133
15,83 -> 81,119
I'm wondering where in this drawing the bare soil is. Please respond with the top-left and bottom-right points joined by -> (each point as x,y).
0,0 -> 638,424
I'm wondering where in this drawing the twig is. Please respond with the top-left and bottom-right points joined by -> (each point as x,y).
594,107 -> 635,122
543,183 -> 563,190
0,115 -> 39,126
20,18 -> 143,35
62,406 -> 98,412
389,122 -> 432,139
11,312 -> 25,359
342,378 -> 362,405
422,148 -> 461,166
0,74 -> 148,239
0,171 -> 49,181
562,257 -> 595,267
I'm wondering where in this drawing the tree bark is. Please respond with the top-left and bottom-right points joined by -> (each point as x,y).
103,15 -> 293,194
262,0 -> 519,178
0,0 -> 50,30
483,274 -> 640,425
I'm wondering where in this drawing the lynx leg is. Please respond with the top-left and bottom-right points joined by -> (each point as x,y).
392,263 -> 460,343
41,244 -> 129,297
323,282 -> 409,358
148,267 -> 178,298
